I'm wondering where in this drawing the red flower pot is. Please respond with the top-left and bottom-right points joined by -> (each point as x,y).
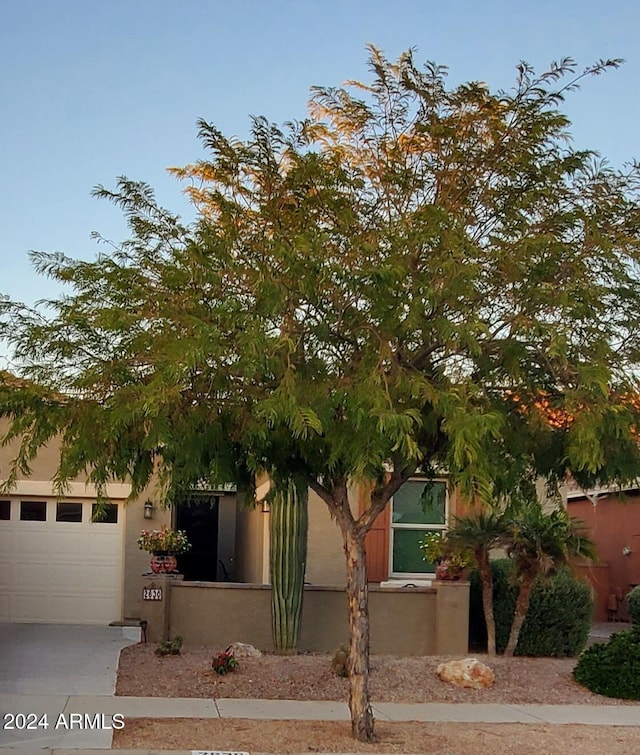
150,552 -> 178,574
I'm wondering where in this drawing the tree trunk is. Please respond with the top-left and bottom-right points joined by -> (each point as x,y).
270,478 -> 308,654
343,524 -> 375,742
477,551 -> 496,656
307,471 -> 409,743
504,572 -> 535,657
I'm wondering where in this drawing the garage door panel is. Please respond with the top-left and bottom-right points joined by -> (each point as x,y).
0,499 -> 124,623
12,530 -> 64,556
10,593 -> 48,622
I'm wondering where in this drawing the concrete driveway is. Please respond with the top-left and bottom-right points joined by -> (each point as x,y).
0,623 -> 137,695
0,623 -> 138,749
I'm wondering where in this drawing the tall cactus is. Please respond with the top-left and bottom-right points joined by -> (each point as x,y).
269,477 -> 308,654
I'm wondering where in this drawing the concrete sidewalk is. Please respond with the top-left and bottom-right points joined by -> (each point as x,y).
2,693 -> 640,726
1,692 -> 639,752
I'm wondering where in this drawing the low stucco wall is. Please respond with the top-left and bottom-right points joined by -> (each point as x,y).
141,578 -> 469,656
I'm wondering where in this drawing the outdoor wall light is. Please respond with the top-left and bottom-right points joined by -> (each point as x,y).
623,546 -> 632,557
143,500 -> 154,520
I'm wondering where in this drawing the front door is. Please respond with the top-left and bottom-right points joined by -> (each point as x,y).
175,496 -> 219,581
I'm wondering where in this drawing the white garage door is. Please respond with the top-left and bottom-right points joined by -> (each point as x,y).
0,497 -> 124,624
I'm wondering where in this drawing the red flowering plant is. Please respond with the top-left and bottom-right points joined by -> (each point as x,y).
212,650 -> 239,675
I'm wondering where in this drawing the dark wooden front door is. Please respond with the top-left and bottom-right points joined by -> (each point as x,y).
175,496 -> 219,581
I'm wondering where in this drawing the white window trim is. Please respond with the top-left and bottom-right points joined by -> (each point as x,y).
388,477 -> 449,580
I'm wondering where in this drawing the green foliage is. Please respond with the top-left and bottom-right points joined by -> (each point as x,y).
3,50 -> 640,510
502,497 -> 595,656
628,585 -> 640,626
419,530 -> 470,570
447,506 -> 509,559
154,636 -> 183,656
573,629 -> 640,699
506,500 -> 596,580
516,569 -> 593,656
469,559 -> 516,652
469,560 -> 593,656
211,650 -> 239,675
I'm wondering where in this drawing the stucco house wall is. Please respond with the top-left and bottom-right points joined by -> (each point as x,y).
567,492 -> 640,621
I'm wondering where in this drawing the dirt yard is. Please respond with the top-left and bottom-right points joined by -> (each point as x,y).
113,643 -> 640,753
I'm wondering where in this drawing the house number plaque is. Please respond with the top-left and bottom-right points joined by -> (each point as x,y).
143,587 -> 162,601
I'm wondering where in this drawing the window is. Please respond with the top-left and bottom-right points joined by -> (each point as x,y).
20,500 -> 47,521
91,503 -> 118,524
390,479 -> 447,576
56,502 -> 83,523
0,500 -> 10,520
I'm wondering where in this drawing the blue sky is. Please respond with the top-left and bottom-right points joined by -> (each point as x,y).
1,0 -> 639,344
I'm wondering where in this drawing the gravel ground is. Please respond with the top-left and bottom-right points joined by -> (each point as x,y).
115,642 -> 634,705
114,639 -> 640,753
113,718 -> 640,754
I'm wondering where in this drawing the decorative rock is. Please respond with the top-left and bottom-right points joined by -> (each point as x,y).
436,658 -> 495,689
226,642 -> 262,657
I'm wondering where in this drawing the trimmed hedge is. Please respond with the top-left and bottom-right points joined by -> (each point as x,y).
628,585 -> 640,626
469,559 -> 593,656
573,628 -> 640,699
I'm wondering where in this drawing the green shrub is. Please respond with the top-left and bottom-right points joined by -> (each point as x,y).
154,636 -> 183,656
573,629 -> 640,699
628,585 -> 640,626
469,558 -> 515,651
469,559 -> 593,656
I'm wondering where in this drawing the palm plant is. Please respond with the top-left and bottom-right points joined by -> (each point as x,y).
446,505 -> 509,655
503,499 -> 596,657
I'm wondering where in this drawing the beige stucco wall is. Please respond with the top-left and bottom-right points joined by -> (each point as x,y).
235,503 -> 268,583
305,491 -> 347,585
143,579 -> 470,655
122,488 -> 172,619
0,419 -> 86,484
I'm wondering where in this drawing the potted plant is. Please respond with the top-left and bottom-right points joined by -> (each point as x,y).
137,525 -> 191,574
419,531 -> 470,580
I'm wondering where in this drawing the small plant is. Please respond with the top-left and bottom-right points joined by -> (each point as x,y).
137,525 -> 191,554
155,636 -> 183,656
419,531 -> 470,572
212,649 -> 239,675
331,643 -> 350,678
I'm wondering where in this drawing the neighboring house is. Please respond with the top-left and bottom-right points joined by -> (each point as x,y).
566,483 -> 640,621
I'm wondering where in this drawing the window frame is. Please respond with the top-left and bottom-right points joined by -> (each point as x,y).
19,499 -> 48,522
56,501 -> 84,523
91,502 -> 119,524
388,477 -> 449,579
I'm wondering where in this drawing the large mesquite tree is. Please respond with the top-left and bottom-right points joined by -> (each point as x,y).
3,49 -> 640,741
